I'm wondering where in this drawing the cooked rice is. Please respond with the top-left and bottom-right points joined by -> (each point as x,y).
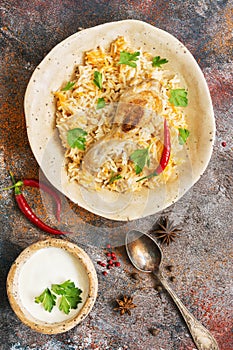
55,37 -> 188,193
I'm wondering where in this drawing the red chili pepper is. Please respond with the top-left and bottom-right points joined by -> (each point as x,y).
137,118 -> 171,182
154,118 -> 171,174
23,179 -> 61,221
4,174 -> 71,235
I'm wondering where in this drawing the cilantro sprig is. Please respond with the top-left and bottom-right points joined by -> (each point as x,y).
109,172 -> 122,184
35,280 -> 83,314
118,51 -> 140,68
130,147 -> 150,174
93,71 -> 103,89
152,56 -> 168,67
35,288 -> 56,312
178,128 -> 190,145
97,97 -> 106,109
169,89 -> 188,107
52,280 -> 82,315
67,128 -> 88,150
61,81 -> 75,91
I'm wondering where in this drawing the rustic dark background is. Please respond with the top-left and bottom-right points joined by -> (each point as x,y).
0,1 -> 232,349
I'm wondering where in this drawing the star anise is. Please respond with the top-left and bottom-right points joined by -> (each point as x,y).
114,295 -> 137,316
153,216 -> 181,245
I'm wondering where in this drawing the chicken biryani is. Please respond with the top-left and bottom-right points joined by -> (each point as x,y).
55,36 -> 189,193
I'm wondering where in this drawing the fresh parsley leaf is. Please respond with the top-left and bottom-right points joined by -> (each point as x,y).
178,128 -> 190,145
52,280 -> 82,315
130,148 -> 150,174
97,97 -> 105,109
118,51 -> 140,68
93,71 -> 103,89
109,172 -> 122,184
59,295 -> 70,315
51,280 -> 75,295
67,128 -> 88,150
61,81 -> 75,91
152,56 -> 168,67
35,288 -> 56,312
169,89 -> 188,107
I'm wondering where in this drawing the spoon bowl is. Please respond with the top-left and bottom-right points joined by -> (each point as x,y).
126,230 -> 162,273
125,230 -> 219,350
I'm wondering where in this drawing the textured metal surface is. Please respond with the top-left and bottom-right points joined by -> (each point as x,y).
0,1 -> 232,349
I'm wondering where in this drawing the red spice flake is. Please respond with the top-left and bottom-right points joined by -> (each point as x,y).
102,271 -> 108,276
106,252 -> 111,257
100,262 -> 106,267
221,141 -> 227,147
108,259 -> 113,265
115,262 -> 121,267
97,261 -> 102,265
106,244 -> 111,249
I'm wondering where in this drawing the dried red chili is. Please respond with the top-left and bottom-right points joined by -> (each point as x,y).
23,179 -> 61,221
137,118 -> 171,181
3,174 -> 71,235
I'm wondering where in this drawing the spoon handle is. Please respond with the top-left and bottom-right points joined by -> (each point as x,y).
157,273 -> 219,350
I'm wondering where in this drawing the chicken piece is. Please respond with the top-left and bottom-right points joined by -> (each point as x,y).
82,80 -> 161,174
114,80 -> 161,132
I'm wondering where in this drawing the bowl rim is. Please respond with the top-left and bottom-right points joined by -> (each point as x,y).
6,238 -> 98,334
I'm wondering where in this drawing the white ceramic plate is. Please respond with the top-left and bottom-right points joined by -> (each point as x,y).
24,20 -> 215,221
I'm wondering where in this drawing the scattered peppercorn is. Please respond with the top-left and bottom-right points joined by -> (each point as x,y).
97,245 -> 121,276
169,276 -> 176,282
130,272 -> 141,281
155,285 -> 163,293
165,265 -> 174,272
149,328 -> 160,336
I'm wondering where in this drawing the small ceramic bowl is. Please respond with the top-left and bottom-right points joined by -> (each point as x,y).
6,238 -> 98,334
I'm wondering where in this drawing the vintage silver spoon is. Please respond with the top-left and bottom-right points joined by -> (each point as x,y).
125,230 -> 219,350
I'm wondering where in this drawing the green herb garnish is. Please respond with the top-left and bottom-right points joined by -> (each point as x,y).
34,288 -> 56,313
118,51 -> 140,68
67,128 -> 88,150
109,172 -> 122,184
130,148 -> 150,174
136,171 -> 158,182
178,128 -> 190,145
52,280 -> 82,315
93,71 -> 103,89
35,280 -> 83,315
152,56 -> 168,67
61,81 -> 75,91
169,89 -> 188,107
97,97 -> 106,109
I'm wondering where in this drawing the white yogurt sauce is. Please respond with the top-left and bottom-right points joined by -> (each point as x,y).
18,247 -> 89,323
